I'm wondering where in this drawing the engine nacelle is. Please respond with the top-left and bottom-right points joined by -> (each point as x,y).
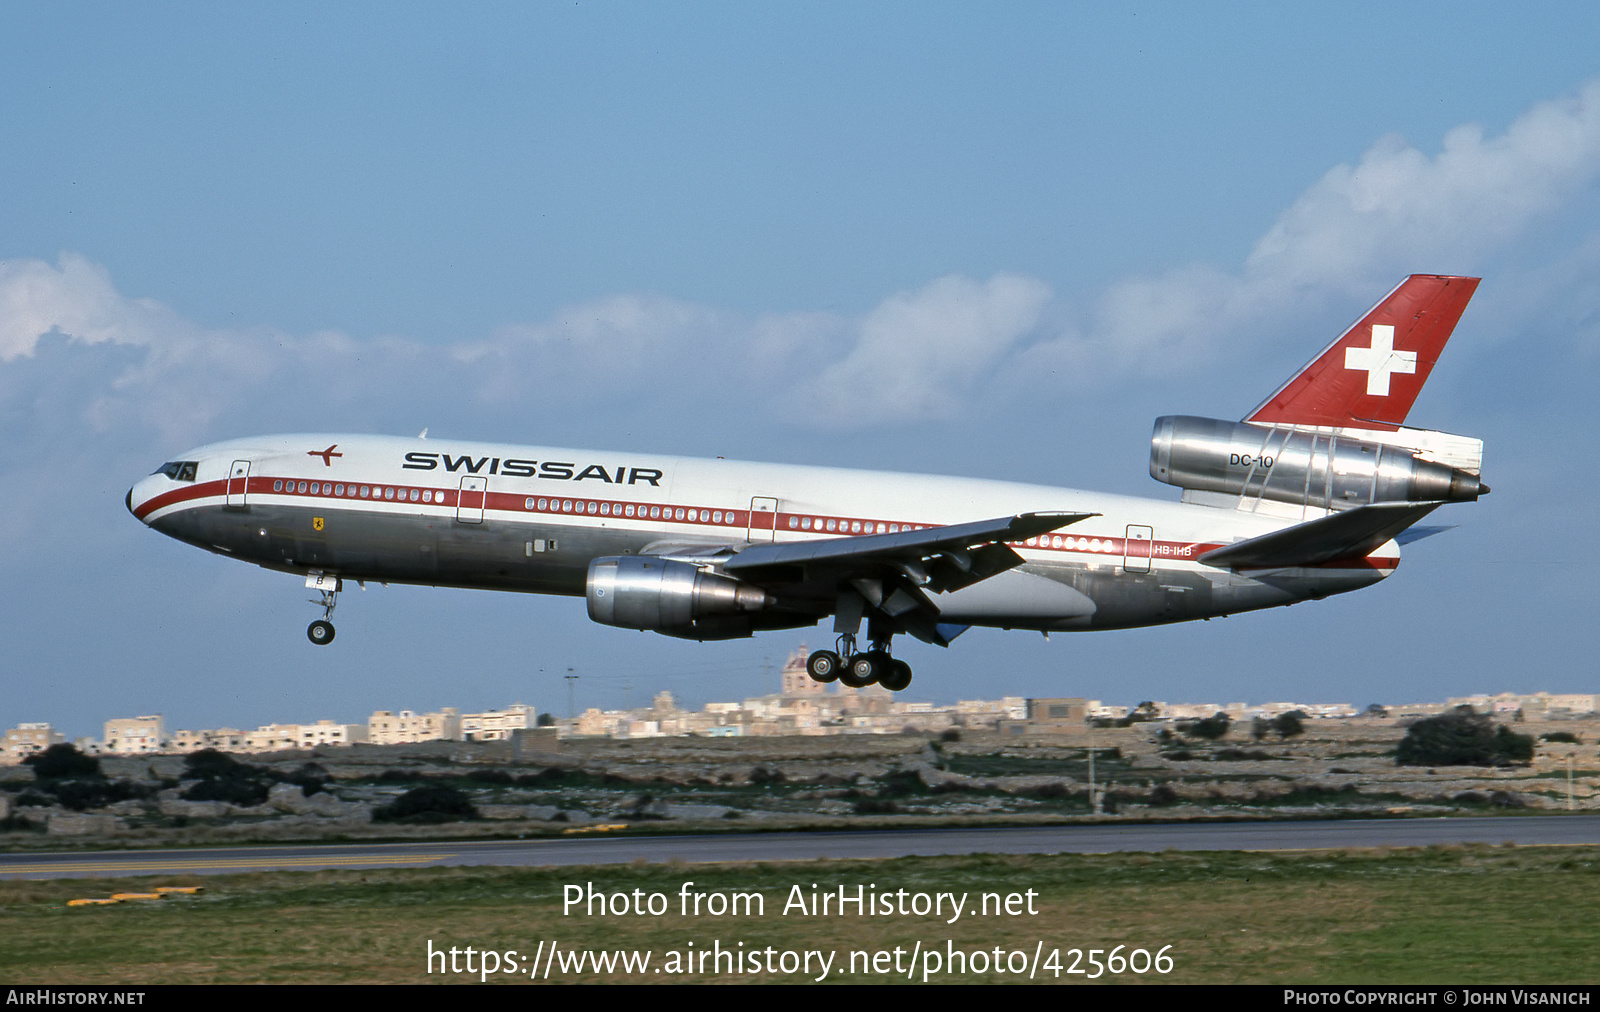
1150,416 -> 1485,510
586,556 -> 771,635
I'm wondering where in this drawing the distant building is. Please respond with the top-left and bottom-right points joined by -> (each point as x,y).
168,728 -> 247,752
780,646 -> 825,697
461,704 -> 534,741
103,715 -> 164,754
368,708 -> 461,744
3,723 -> 65,763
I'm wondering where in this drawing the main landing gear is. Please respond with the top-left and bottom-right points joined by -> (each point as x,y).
806,633 -> 914,692
306,572 -> 340,646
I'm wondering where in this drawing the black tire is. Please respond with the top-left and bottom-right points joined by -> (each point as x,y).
839,652 -> 879,688
806,650 -> 842,683
880,659 -> 912,692
307,620 -> 336,645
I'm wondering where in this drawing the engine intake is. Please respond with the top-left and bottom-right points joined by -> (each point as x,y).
1150,416 -> 1485,510
587,556 -> 771,634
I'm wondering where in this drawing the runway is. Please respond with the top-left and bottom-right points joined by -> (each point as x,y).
2,814 -> 1595,880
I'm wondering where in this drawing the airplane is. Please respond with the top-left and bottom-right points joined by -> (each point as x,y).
127,274 -> 1487,692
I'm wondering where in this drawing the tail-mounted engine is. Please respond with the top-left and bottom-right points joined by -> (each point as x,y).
586,556 -> 772,638
1150,416 -> 1486,511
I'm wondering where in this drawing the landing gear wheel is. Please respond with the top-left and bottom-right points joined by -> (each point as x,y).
839,652 -> 881,688
307,619 -> 336,645
879,659 -> 913,692
806,650 -> 842,683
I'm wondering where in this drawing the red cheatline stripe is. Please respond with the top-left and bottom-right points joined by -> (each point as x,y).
134,476 -> 1398,569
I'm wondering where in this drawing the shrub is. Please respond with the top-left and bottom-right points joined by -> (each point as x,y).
940,729 -> 962,743
183,776 -> 272,806
47,779 -> 149,812
1396,713 -> 1535,767
180,748 -> 278,806
374,784 -> 478,824
1272,712 -> 1306,739
1214,748 -> 1272,761
518,768 -> 571,786
183,749 -> 256,780
1184,712 -> 1232,741
23,744 -> 101,780
852,797 -> 898,814
879,770 -> 925,796
1540,731 -> 1582,744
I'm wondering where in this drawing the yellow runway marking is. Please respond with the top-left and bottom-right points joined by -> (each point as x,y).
1,853 -> 457,875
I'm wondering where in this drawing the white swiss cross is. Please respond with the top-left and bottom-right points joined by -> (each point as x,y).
1344,324 -> 1416,396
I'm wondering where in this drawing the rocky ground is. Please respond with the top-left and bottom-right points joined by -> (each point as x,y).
1,715 -> 1594,849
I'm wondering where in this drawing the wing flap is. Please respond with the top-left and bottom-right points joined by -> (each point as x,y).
1199,501 -> 1444,569
726,511 -> 1097,592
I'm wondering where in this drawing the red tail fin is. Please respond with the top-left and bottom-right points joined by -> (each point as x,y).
1246,275 -> 1479,429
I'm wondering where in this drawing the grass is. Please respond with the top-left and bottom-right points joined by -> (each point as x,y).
1,845 -> 1596,984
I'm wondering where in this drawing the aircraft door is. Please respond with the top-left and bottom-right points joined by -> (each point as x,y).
1123,524 -> 1153,573
226,460 -> 251,507
747,497 -> 779,542
457,476 -> 486,524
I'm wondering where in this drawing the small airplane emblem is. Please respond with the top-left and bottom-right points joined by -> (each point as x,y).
307,444 -> 343,467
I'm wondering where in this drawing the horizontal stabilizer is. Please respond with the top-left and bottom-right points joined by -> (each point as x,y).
1394,524 -> 1455,546
1199,501 -> 1444,569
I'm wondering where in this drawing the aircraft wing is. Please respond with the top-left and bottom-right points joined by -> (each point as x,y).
726,511 -> 1096,592
1199,501 -> 1444,569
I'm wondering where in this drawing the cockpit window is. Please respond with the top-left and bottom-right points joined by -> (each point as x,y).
154,461 -> 199,482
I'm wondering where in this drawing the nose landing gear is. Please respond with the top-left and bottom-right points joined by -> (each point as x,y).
306,572 -> 340,646
308,617 -> 335,645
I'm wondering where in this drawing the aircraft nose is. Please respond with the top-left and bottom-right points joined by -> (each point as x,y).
127,474 -> 163,526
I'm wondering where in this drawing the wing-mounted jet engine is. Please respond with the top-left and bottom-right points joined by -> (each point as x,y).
586,555 -> 775,640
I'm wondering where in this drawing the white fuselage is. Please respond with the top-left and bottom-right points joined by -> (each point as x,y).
129,432 -> 1396,636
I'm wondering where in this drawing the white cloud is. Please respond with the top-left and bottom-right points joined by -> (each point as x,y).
1015,78 -> 1600,383
1248,79 -> 1600,290
802,273 -> 1052,426
0,254 -> 196,360
5,79 -> 1600,458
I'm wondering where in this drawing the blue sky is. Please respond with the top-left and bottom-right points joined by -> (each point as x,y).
3,3 -> 1599,737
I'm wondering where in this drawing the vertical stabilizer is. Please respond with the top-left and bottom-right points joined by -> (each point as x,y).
1246,275 -> 1479,429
